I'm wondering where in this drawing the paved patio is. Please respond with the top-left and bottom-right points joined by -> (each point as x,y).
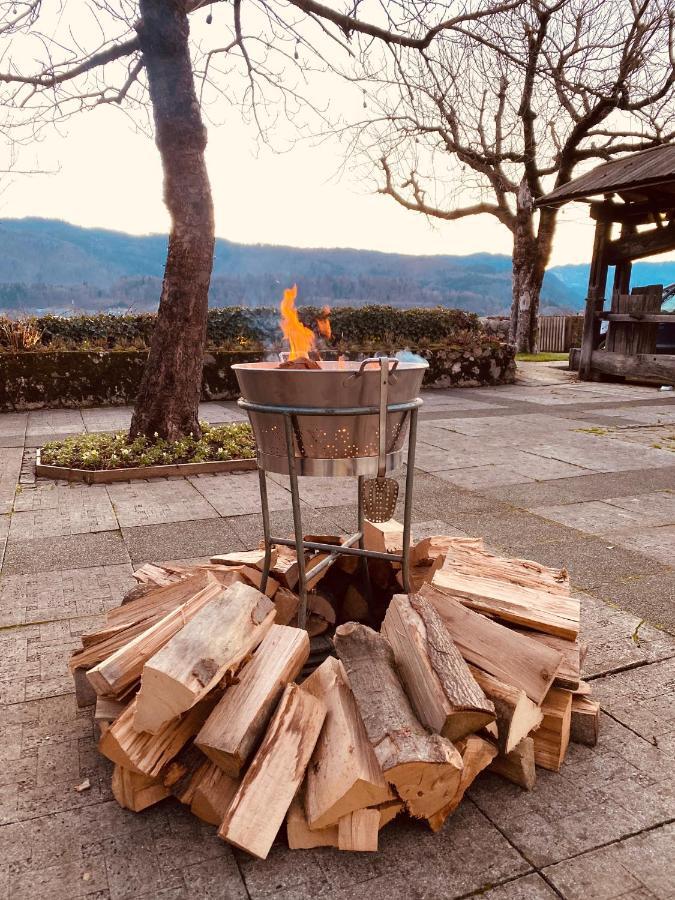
0,363 -> 673,899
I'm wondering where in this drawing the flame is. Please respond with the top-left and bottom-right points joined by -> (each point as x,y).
317,305 -> 331,340
280,284 -> 315,360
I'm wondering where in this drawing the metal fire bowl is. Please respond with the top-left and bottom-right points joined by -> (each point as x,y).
233,360 -> 426,476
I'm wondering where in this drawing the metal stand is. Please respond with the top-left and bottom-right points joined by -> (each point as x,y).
241,397 -> 420,630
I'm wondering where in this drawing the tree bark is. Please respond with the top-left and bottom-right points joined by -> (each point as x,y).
508,180 -> 556,354
130,0 -> 214,440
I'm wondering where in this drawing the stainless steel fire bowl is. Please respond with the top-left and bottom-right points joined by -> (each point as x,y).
233,359 -> 426,476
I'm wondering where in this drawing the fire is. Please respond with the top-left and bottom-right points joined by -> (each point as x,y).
317,305 -> 331,340
280,284 -> 315,360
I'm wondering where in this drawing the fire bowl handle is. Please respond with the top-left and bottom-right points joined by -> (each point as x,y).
355,356 -> 399,376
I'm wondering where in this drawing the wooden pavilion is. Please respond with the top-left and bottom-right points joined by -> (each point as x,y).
537,144 -> 675,384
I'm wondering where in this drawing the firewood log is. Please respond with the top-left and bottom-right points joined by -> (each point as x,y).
489,735 -> 537,790
513,629 -> 582,691
162,743 -> 212,805
301,657 -> 393,830
382,594 -> 495,742
363,519 -> 403,555
196,624 -> 309,777
132,563 -> 184,586
210,549 -> 278,570
287,792 -> 339,849
334,622 -> 463,820
111,765 -> 170,812
271,587 -> 300,626
439,542 -> 569,594
426,735 -> 497,832
419,585 -> 562,705
99,694 -> 219,778
570,696 -> 600,747
337,809 -> 379,852
218,683 -> 326,859
432,568 -> 580,640
467,665 -> 543,755
190,762 -> 240,826
532,688 -> 573,772
133,582 -> 275,734
86,580 -> 224,699
107,571 -> 213,631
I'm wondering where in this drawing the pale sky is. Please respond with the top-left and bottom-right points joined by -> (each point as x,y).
1,0 -> 672,271
0,99 -> 604,267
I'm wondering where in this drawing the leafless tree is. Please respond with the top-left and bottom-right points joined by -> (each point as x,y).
354,0 -> 675,351
0,0 -> 518,439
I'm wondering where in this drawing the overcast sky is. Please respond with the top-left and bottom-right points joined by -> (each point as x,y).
1,0 -> 672,270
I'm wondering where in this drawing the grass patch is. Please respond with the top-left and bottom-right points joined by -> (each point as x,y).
40,422 -> 256,471
516,352 -> 569,362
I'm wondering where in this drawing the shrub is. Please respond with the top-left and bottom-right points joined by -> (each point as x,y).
0,305 -> 480,351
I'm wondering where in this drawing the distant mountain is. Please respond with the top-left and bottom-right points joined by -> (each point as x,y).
1,217 -> 673,316
549,261 -> 675,305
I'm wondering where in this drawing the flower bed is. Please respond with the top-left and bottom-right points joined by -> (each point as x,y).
37,423 -> 257,483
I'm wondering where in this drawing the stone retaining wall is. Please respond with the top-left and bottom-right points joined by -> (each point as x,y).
0,344 -> 515,411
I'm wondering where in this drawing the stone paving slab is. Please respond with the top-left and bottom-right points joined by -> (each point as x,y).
189,472 -> 296,517
26,410 -> 85,437
1,530 -> 131,576
607,525 -> 675,565
482,465 -> 675,510
586,573 -> 675,632
527,433 -> 675,473
591,656 -> 675,748
9,483 -> 118,540
0,448 -> 22,515
543,823 -> 675,900
0,564 -> 135,628
107,479 -> 220,527
580,593 -> 675,678
469,712 -> 674,868
122,518 -> 245,566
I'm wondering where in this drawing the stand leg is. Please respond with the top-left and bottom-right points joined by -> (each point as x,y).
401,408 -> 418,594
257,465 -> 272,595
283,415 -> 308,630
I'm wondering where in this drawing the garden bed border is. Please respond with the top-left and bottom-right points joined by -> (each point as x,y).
35,450 -> 257,484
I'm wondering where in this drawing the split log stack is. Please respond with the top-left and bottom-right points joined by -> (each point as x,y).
70,528 -> 599,859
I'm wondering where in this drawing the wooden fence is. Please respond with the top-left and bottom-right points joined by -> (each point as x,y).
538,316 -> 584,353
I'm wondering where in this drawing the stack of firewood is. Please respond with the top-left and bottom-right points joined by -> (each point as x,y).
69,523 -> 599,859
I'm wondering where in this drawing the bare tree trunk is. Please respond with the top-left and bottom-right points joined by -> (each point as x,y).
508,181 -> 556,354
129,0 -> 214,441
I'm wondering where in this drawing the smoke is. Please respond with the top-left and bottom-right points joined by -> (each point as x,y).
395,348 -> 429,366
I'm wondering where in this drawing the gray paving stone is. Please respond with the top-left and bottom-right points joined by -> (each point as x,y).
528,433 -> 675,473
0,563 -> 134,628
26,409 -> 85,437
478,874 -> 559,899
482,466 -> 675,509
2,530 -> 130,575
268,475 -> 361,509
0,447 -> 22,515
189,472 -> 295,516
471,725 -> 673,867
107,478 -> 220,527
9,483 -> 118,539
491,534 -> 668,596
544,823 -> 675,900
591,657 -> 675,748
608,525 -> 675,565
588,573 -> 675,632
225,508 -> 348,550
122,518 -> 245,565
580,593 -> 675,677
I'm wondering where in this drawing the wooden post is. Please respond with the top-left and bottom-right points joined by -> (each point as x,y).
579,217 -> 611,380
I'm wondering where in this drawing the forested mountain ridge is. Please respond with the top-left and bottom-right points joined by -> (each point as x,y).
1,218 -> 673,315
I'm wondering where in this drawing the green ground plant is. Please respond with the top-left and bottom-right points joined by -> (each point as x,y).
40,422 -> 256,470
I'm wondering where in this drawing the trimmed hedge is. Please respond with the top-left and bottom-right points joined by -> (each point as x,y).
0,306 -> 480,351
0,342 -> 515,411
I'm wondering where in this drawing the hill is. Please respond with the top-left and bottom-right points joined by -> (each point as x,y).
1,218 -> 673,316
